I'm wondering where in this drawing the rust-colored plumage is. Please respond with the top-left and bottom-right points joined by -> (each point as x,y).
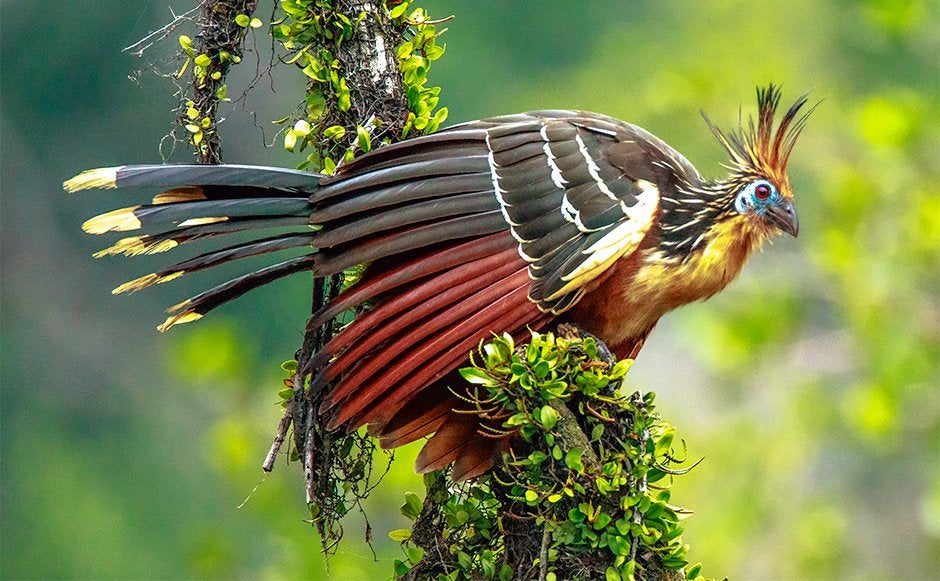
66,85 -> 811,480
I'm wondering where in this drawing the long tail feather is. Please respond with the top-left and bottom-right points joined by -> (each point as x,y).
65,164 -> 322,192
113,232 -> 316,294
93,216 -> 311,257
82,198 -> 312,234
157,254 -> 317,331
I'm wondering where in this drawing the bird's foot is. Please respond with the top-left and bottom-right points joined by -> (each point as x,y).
557,323 -> 615,366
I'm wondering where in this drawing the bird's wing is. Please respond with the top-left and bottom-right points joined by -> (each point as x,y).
483,112 -> 664,314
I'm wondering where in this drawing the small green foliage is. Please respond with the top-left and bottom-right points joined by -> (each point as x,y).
393,5 -> 449,137
393,330 -> 697,580
273,0 -> 448,171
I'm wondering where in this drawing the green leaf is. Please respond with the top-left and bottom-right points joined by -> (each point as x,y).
593,512 -> 612,530
294,117 -> 312,138
539,405 -> 559,430
565,448 -> 584,472
498,564 -> 514,581
606,566 -> 621,581
321,124 -> 344,139
459,367 -> 496,386
234,14 -> 250,27
178,35 -> 193,56
194,54 -> 211,67
609,359 -> 633,379
426,106 -> 449,133
609,534 -> 631,556
400,492 -> 423,520
505,412 -> 529,427
528,451 -> 548,463
394,559 -> 410,576
425,44 -> 445,61
284,129 -> 299,152
389,2 -> 409,19
249,17 -> 263,28
337,77 -> 351,111
388,528 -> 411,542
356,125 -> 372,153
524,489 -> 539,503
407,545 -> 424,564
396,41 -> 414,60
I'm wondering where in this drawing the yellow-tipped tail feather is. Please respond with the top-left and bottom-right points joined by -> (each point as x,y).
112,271 -> 184,295
157,310 -> 202,332
63,167 -> 121,192
93,237 -> 179,258
82,207 -> 142,234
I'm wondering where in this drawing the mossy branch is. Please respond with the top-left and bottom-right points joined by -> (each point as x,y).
180,0 -> 259,163
392,329 -> 700,581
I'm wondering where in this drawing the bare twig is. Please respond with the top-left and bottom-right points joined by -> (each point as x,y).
538,525 -> 550,580
630,423 -> 650,565
262,401 -> 294,472
123,6 -> 199,56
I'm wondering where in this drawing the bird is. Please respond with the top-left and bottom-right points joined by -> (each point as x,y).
65,85 -> 812,481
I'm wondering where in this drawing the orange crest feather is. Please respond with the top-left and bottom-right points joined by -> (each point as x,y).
703,85 -> 816,188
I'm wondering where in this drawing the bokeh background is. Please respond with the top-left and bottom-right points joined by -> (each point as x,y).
2,1 -> 938,579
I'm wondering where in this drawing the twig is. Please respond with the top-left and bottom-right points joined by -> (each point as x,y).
538,525 -> 550,580
123,6 -> 199,56
304,397 -> 317,505
629,424 -> 650,565
262,401 -> 294,472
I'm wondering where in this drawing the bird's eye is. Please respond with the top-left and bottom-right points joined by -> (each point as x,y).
755,183 -> 771,200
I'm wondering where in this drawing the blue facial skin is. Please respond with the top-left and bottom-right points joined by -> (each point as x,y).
734,179 -> 779,216
734,178 -> 799,237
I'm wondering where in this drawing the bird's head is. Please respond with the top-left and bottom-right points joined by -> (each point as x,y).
704,85 -> 815,240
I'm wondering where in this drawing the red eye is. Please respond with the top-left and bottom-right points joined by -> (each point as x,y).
755,183 -> 771,200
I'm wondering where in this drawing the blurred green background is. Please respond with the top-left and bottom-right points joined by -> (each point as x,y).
2,1 -> 938,579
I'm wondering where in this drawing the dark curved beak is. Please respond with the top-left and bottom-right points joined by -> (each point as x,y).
765,199 -> 799,237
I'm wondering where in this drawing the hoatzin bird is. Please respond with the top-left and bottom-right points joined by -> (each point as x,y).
66,85 -> 811,481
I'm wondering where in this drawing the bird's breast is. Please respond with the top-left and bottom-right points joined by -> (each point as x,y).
567,219 -> 758,355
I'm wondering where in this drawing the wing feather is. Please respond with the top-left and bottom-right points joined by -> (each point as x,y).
485,115 -> 663,313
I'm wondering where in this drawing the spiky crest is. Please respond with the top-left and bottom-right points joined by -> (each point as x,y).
702,85 -> 815,189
